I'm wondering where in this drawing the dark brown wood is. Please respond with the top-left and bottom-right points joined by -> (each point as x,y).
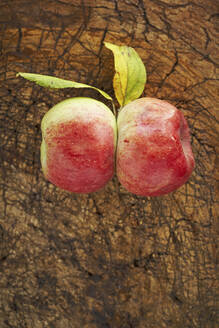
0,0 -> 218,327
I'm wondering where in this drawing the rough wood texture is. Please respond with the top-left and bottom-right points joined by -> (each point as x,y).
0,1 -> 218,327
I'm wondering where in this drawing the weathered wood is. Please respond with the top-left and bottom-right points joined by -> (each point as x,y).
0,0 -> 218,327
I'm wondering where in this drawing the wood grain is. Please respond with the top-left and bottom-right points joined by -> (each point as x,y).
0,0 -> 218,327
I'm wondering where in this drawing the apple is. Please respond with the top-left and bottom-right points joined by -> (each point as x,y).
41,97 -> 117,193
116,97 -> 195,196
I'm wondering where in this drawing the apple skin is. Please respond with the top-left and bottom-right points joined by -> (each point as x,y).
116,97 -> 195,196
41,97 -> 117,193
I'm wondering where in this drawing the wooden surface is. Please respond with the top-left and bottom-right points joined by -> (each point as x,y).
0,1 -> 218,327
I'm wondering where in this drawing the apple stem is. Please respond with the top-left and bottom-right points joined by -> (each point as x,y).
111,101 -> 117,116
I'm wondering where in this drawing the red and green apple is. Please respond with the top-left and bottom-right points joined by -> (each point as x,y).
116,97 -> 195,196
40,97 -> 117,193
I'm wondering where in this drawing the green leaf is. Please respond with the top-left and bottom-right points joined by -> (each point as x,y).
16,72 -> 112,101
104,42 -> 146,107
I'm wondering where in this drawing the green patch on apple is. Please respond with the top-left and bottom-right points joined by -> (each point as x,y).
17,42 -> 195,196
